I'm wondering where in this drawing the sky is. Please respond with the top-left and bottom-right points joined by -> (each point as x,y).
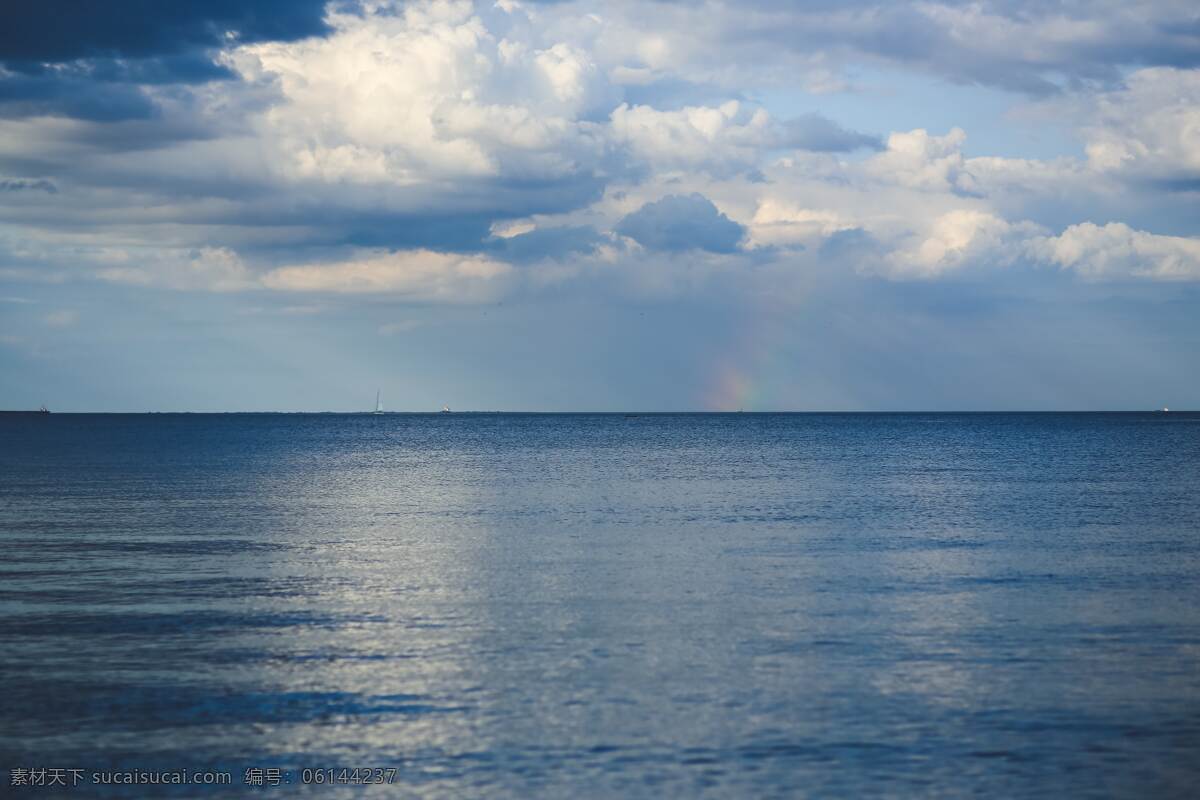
1,0 -> 1198,412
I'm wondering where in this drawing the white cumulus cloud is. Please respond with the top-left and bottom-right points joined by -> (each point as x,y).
1030,222 -> 1200,280
1081,68 -> 1200,185
226,0 -> 608,188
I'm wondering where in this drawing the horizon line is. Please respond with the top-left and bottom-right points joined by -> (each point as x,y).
0,409 -> 1188,415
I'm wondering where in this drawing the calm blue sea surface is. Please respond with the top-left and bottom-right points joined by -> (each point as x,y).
1,412 -> 1198,797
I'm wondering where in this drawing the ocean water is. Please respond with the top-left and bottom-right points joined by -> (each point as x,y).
1,412 -> 1198,797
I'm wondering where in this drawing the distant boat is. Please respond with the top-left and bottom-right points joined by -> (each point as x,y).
373,391 -> 384,415
441,405 -> 451,413
1161,406 -> 1169,413
0,406 -> 50,415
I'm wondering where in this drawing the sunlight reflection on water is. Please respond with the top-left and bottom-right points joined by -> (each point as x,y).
1,412 -> 1199,797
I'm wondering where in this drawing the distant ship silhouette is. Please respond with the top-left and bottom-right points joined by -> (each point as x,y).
0,405 -> 49,415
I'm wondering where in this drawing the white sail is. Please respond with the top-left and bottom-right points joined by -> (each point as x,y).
375,390 -> 383,414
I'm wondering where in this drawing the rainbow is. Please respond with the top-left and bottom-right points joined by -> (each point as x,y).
698,313 -> 786,411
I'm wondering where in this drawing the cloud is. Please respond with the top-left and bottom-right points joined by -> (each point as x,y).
609,101 -> 770,175
866,128 -> 976,194
0,1 -> 1196,307
486,224 -> 605,262
92,243 -> 515,300
818,227 -> 887,265
1078,68 -> 1200,187
1030,222 -> 1200,280
0,1 -> 330,124
97,247 -> 255,291
779,113 -> 882,152
616,194 -> 745,253
0,74 -> 160,121
748,200 -> 852,249
0,0 -> 329,66
608,101 -> 876,176
261,249 -> 512,300
887,210 -> 1032,277
575,1 -> 1200,97
0,178 -> 56,193
226,2 -> 610,188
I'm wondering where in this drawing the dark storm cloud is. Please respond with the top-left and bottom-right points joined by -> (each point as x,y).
616,194 -> 745,253
0,74 -> 160,121
0,1 -> 330,67
7,52 -> 233,84
0,1 -> 331,120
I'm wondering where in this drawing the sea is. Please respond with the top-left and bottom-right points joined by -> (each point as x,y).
1,412 -> 1198,797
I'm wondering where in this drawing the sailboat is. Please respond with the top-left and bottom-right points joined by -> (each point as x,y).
373,390 -> 384,415
441,405 -> 451,413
